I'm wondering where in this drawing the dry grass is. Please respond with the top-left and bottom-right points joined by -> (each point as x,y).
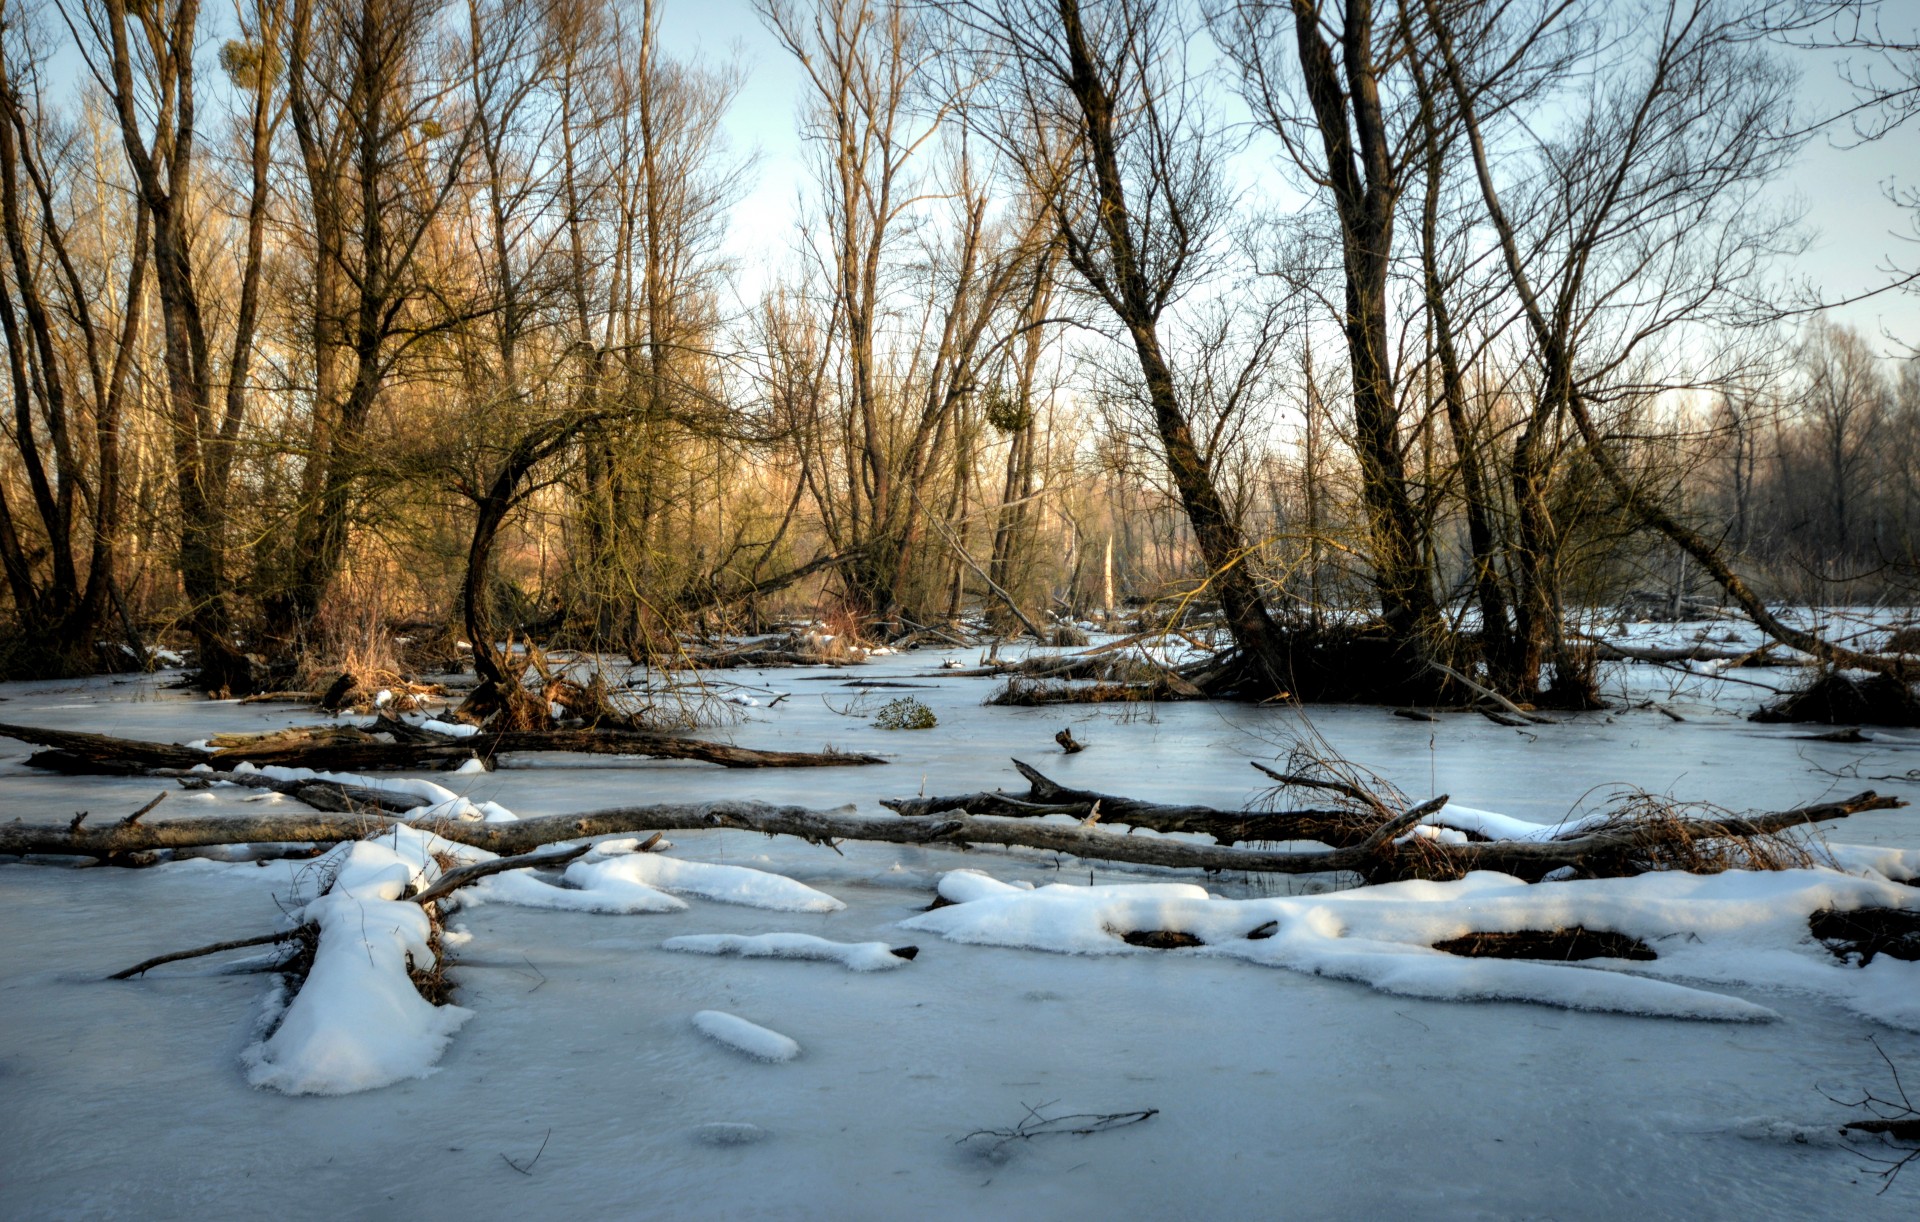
288,578 -> 456,713
406,925 -> 457,1006
1572,789 -> 1826,875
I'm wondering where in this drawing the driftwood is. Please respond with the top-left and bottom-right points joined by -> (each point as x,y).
883,759 -> 1381,847
13,787 -> 1899,881
0,721 -> 884,774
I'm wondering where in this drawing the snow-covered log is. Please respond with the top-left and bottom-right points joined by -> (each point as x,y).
0,720 -> 885,772
5,791 -> 1903,879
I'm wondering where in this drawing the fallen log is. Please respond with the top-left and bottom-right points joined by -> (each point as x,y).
1584,639 -> 1786,666
9,790 -> 1899,881
0,721 -> 884,774
883,759 -> 1380,847
4,798 -> 1439,875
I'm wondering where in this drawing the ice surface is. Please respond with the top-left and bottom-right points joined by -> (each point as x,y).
690,1121 -> 772,1145
3,637 -> 1920,1217
692,1009 -> 801,1061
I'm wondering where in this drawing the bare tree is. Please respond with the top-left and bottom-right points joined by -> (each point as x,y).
82,0 -> 272,690
1213,0 -> 1445,694
0,1 -> 146,669
940,0 -> 1305,691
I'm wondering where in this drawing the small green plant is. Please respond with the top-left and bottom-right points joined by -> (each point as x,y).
873,697 -> 937,730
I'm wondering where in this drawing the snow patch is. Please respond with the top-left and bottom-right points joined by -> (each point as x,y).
663,932 -> 909,971
904,867 -> 1920,1026
241,835 -> 471,1095
692,1010 -> 799,1062
580,852 -> 845,912
473,860 -> 688,914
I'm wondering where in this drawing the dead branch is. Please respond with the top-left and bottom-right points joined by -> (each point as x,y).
108,928 -> 305,980
958,1103 -> 1158,1154
1825,1036 -> 1920,1190
1583,638 -> 1787,666
1428,660 -> 1553,723
109,838 -> 632,981
884,758 -> 1378,846
121,792 -> 166,824
408,843 -> 596,907
1249,761 -> 1393,821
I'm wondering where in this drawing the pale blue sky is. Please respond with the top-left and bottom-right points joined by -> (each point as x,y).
667,0 -> 1920,352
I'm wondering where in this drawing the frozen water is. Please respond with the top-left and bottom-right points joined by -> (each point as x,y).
1,634 -> 1918,1217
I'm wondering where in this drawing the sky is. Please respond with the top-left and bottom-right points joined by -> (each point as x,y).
662,0 -> 1920,354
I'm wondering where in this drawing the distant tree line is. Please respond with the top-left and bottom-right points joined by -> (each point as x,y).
1,0 -> 1916,702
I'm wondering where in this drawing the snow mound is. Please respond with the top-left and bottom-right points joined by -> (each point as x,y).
230,762 -> 446,807
936,869 -> 1040,904
1426,802 -> 1611,843
904,867 -> 1920,1026
242,838 -> 470,1095
318,825 -> 491,898
474,865 -> 688,913
1827,841 -> 1920,884
411,793 -> 520,823
580,852 -> 845,912
1731,1116 -> 1852,1147
663,932 -> 909,971
692,1010 -> 800,1062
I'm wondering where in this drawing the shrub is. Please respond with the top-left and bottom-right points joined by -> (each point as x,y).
873,696 -> 937,730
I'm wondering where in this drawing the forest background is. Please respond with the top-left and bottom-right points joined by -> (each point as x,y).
3,0 -> 1919,707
